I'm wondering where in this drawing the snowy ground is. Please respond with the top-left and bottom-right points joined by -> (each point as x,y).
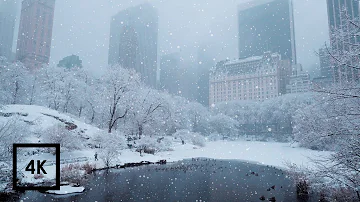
0,105 -> 332,186
81,140 -> 330,170
157,141 -> 330,169
0,104 -> 102,142
17,140 -> 331,185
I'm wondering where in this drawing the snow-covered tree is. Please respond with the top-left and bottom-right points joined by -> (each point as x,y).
213,93 -> 313,137
0,117 -> 26,183
184,101 -> 211,134
37,66 -> 68,110
0,117 -> 25,161
41,124 -> 82,152
173,129 -> 206,147
0,62 -> 31,104
208,114 -> 238,139
293,14 -> 360,200
127,87 -> 170,139
98,66 -> 140,133
166,95 -> 191,133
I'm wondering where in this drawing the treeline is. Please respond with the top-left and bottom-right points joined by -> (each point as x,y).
0,58 -> 237,139
212,93 -> 314,140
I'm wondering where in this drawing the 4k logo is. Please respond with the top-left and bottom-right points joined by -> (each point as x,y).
13,143 -> 60,191
25,160 -> 47,174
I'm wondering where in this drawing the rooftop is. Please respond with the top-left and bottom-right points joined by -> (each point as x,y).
224,52 -> 281,66
238,0 -> 276,11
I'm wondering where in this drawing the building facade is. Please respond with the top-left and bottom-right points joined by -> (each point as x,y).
312,76 -> 333,90
286,64 -> 311,94
209,52 -> 291,105
319,47 -> 333,78
108,3 -> 158,88
16,0 -> 56,70
238,0 -> 296,64
0,1 -> 17,60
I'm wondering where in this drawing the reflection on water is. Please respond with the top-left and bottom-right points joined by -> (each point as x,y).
19,159 -> 306,202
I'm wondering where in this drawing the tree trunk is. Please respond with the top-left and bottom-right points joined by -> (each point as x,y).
138,124 -> 143,139
108,109 -> 115,133
78,106 -> 83,117
12,81 -> 19,104
88,101 -> 95,124
29,81 -> 35,105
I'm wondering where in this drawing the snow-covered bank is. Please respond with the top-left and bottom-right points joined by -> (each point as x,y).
49,140 -> 330,174
0,104 -> 332,190
115,140 -> 331,169
17,140 -> 331,185
0,104 -> 101,140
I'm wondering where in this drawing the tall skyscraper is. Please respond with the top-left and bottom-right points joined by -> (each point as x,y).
16,0 -> 56,70
319,47 -> 333,78
0,1 -> 17,60
327,0 -> 359,50
238,0 -> 296,64
108,3 -> 158,88
159,53 -> 181,95
196,44 -> 215,106
326,0 -> 360,83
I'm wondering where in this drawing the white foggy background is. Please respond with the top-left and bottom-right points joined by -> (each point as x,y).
12,0 -> 329,76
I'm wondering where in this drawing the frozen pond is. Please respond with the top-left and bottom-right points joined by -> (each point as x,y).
18,159 -> 304,202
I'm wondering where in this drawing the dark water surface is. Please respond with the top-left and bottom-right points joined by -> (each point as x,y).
17,159 -> 304,202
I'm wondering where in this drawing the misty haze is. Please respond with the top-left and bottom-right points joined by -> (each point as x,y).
0,0 -> 359,201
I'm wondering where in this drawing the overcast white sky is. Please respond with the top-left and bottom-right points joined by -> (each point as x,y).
13,0 -> 329,75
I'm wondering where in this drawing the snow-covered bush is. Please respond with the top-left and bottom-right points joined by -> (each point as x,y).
93,131 -> 125,166
99,149 -> 118,167
207,133 -> 223,141
60,164 -> 84,184
173,129 -> 206,147
191,133 -> 206,147
33,174 -> 44,179
81,162 -> 96,174
156,136 -> 174,151
136,136 -> 159,154
208,114 -> 238,140
93,130 -> 127,150
135,136 -> 174,154
41,124 -> 82,152
0,117 -> 26,162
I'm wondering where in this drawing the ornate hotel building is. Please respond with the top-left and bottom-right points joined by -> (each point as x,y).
209,52 -> 291,105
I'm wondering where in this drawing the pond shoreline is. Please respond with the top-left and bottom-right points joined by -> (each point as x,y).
0,158 -> 169,199
17,158 -> 303,202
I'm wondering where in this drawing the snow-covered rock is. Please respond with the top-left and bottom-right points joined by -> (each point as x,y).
0,104 -> 103,145
46,185 -> 85,195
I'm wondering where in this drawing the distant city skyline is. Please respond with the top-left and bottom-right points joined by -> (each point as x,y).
5,0 -> 328,77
